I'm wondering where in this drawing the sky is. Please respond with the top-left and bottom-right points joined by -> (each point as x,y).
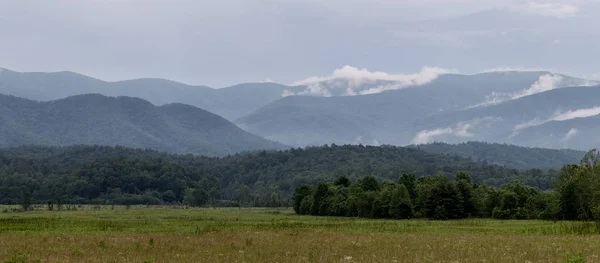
1,0 -> 599,87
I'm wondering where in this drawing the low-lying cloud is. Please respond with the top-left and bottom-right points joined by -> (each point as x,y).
480,67 -> 552,73
412,117 -> 500,144
469,74 -> 564,108
514,106 -> 600,132
281,89 -> 295,97
554,107 -> 600,121
292,65 -> 453,86
297,83 -> 332,97
287,65 -> 455,97
513,74 -> 564,98
412,126 -> 472,145
284,67 -> 598,98
568,80 -> 600,87
562,128 -> 578,142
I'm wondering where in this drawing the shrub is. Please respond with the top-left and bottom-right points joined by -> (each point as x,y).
563,253 -> 586,263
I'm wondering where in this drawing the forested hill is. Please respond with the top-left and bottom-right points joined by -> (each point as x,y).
0,145 -> 559,206
411,142 -> 585,169
0,93 -> 282,156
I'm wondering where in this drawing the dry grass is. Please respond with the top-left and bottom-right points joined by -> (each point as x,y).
1,207 -> 599,262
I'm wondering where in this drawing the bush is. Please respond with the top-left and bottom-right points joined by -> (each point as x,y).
563,253 -> 586,263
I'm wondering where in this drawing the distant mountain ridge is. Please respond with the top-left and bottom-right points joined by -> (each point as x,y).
2,67 -> 599,151
0,67 -> 304,120
0,93 -> 283,156
411,141 -> 585,169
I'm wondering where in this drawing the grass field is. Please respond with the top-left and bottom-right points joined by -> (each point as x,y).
1,206 -> 599,263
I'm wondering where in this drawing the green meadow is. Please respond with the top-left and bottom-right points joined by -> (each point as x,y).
1,206 -> 599,263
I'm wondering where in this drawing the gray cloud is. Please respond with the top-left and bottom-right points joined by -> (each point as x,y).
1,0 -> 599,87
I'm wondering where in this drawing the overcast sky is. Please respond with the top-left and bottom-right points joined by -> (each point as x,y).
1,0 -> 599,87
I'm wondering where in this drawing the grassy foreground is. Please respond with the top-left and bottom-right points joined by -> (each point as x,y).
1,206 -> 600,262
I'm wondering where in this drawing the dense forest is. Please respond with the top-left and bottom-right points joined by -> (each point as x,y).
411,142 -> 584,169
0,144 -> 563,207
293,150 -> 600,220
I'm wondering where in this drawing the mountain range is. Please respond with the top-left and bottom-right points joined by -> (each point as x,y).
0,93 -> 282,156
238,71 -> 599,148
1,67 -> 599,154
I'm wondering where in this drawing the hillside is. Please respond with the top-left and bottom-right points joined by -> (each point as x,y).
0,94 -> 282,156
0,144 -> 560,205
411,142 -> 585,169
0,68 -> 303,120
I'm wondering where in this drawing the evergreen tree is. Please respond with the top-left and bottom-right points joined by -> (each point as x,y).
372,185 -> 393,218
311,183 -> 330,216
399,173 -> 417,200
426,180 -> 464,220
455,173 -> 476,217
293,185 -> 312,213
334,176 -> 351,187
360,176 -> 380,192
389,184 -> 414,219
192,189 -> 209,207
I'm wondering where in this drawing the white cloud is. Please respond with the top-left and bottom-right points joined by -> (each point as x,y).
262,78 -> 274,83
513,118 -> 547,131
354,136 -> 363,144
412,117 -> 499,144
292,65 -> 453,86
297,83 -> 332,97
521,2 -> 580,18
562,128 -> 578,142
281,89 -> 295,97
358,83 -> 405,95
412,128 -> 458,145
291,65 -> 455,96
568,80 -> 599,87
554,107 -> 600,121
468,74 -> 564,108
514,106 -> 600,131
480,67 -> 552,73
515,74 -> 564,97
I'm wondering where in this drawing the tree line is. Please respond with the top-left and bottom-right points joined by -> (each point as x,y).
293,150 -> 600,220
411,141 -> 583,169
0,144 -> 564,208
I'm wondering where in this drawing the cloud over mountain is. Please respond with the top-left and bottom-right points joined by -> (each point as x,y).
412,117 -> 501,144
288,65 -> 455,97
514,106 -> 600,132
562,128 -> 578,142
469,74 -> 564,108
